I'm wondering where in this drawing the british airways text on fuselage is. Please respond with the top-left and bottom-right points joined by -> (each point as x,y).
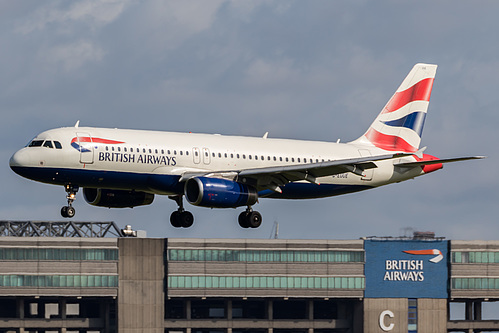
98,151 -> 177,166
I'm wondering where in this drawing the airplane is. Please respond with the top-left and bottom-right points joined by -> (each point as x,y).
9,63 -> 483,228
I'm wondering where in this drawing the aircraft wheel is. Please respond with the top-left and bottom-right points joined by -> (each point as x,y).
180,211 -> 194,228
66,206 -> 76,218
247,211 -> 262,228
238,212 -> 250,228
170,211 -> 182,228
61,206 -> 68,218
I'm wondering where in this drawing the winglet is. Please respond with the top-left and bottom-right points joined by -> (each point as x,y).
263,132 -> 269,139
74,120 -> 80,128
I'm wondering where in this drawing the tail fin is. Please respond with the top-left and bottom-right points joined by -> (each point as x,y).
352,63 -> 437,152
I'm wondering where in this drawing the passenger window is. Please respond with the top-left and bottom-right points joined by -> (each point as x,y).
218,153 -> 221,158
249,155 -> 252,160
304,158 -> 307,163
291,158 -> 295,162
180,151 -> 183,155
43,141 -> 53,148
285,157 -> 289,162
112,147 -> 115,152
29,140 -> 44,147
54,141 -> 62,149
168,150 -> 171,155
236,154 -> 240,159
161,149 -> 164,154
273,157 -> 276,161
242,154 -> 246,159
225,153 -> 227,158
155,149 -> 158,154
231,154 -> 234,158
186,151 -> 189,156
279,157 -> 282,162
117,147 -> 121,152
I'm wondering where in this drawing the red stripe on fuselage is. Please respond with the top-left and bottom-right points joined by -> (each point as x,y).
71,137 -> 125,144
383,78 -> 434,113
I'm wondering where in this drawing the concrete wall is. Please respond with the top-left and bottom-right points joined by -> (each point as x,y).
363,298 -> 407,333
417,298 -> 447,333
118,238 -> 165,333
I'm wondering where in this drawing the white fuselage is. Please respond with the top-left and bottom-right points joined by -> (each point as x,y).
10,126 -> 425,199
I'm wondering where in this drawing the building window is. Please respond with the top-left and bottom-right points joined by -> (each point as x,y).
168,276 -> 364,290
452,278 -> 499,289
408,298 -> 417,332
0,275 -> 118,288
452,251 -> 499,263
168,249 -> 364,263
0,248 -> 118,261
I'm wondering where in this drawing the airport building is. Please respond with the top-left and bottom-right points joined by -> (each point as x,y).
0,221 -> 498,333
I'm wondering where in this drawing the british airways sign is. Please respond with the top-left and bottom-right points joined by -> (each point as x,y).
364,240 -> 448,298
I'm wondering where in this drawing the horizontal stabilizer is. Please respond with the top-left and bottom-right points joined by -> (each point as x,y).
395,156 -> 485,168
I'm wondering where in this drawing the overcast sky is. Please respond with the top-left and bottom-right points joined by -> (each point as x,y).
1,0 -> 497,241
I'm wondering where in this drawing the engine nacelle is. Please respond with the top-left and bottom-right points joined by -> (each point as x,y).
83,188 -> 154,208
185,177 -> 258,208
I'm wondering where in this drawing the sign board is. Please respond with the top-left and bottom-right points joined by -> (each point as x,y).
364,240 -> 448,298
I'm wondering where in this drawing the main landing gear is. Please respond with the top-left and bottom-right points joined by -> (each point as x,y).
61,184 -> 78,218
238,207 -> 262,229
169,195 -> 194,228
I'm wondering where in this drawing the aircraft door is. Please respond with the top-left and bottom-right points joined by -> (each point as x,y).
358,149 -> 373,181
76,132 -> 94,164
202,148 -> 211,165
193,147 -> 201,164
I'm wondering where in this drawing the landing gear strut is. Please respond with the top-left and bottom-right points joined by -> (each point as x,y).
61,184 -> 79,218
238,207 -> 262,228
169,195 -> 194,228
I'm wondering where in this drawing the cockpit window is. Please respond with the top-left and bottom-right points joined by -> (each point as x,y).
43,141 -> 53,148
28,140 -> 44,147
54,141 -> 62,149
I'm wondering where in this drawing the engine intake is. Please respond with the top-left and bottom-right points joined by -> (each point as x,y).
185,177 -> 258,208
83,188 -> 154,208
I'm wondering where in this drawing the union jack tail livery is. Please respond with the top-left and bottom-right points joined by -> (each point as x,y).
354,63 -> 437,153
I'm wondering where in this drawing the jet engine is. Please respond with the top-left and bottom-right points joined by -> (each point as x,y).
184,177 -> 258,208
83,188 -> 154,208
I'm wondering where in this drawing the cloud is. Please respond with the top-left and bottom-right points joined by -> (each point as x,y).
16,0 -> 130,34
41,40 -> 105,71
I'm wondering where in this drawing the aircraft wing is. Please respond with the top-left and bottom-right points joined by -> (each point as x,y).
178,151 -> 420,192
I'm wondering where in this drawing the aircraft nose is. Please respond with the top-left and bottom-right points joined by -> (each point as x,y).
9,149 -> 32,172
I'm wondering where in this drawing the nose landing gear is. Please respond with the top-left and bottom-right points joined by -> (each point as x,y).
61,184 -> 78,218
